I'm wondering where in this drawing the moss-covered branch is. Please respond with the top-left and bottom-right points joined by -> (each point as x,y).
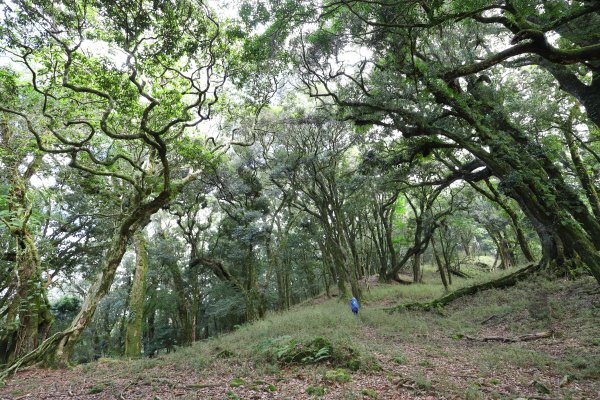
384,263 -> 542,313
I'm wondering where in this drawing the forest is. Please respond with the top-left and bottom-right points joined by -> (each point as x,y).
0,0 -> 599,399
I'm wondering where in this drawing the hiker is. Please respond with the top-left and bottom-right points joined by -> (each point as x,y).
350,297 -> 359,315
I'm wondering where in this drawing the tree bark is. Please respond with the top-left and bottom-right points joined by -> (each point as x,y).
168,260 -> 193,347
0,232 -> 53,365
412,252 -> 423,283
43,189 -> 171,367
124,232 -> 149,358
427,78 -> 600,282
0,123 -> 53,365
469,180 -> 536,263
431,236 -> 449,291
564,126 -> 600,220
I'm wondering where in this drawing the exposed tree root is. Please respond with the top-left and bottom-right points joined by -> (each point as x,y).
0,331 -> 67,385
385,263 -> 541,313
463,330 -> 554,343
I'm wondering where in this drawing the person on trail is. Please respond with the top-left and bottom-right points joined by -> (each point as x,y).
350,297 -> 359,315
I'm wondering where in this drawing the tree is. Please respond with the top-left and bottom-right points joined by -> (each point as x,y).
292,0 -> 600,283
124,231 -> 149,358
0,102 -> 53,364
267,116 -> 365,299
0,0 -> 226,368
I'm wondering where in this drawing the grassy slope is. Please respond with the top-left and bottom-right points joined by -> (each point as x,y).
2,266 -> 599,399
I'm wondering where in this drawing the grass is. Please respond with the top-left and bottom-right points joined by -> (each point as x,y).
126,266 -> 597,378
5,263 -> 599,399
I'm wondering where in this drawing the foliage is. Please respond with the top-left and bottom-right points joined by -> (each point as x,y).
324,368 -> 352,383
1,0 -> 599,381
50,296 -> 81,329
306,385 -> 326,395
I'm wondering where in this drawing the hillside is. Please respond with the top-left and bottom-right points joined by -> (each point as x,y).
1,270 -> 599,400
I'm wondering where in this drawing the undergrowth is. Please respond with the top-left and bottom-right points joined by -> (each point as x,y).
56,267 -> 599,399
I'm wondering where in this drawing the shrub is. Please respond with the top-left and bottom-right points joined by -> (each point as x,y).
306,385 -> 326,395
256,335 -> 362,370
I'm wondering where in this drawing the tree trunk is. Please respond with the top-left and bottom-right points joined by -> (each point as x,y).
124,232 -> 149,358
45,191 -> 170,367
0,238 -> 53,364
1,233 -> 53,365
469,181 -> 536,263
275,259 -> 289,310
437,229 -> 454,286
564,126 -> 600,220
168,260 -> 192,347
488,230 -> 515,270
431,237 -> 449,291
383,208 -> 398,282
243,248 -> 266,322
427,76 -> 600,282
146,285 -> 157,352
461,234 -> 471,257
412,252 -> 423,283
492,250 -> 499,270
0,167 -> 53,364
0,121 -> 53,365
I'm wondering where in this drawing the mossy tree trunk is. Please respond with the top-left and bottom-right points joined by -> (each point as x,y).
563,123 -> 600,221
43,189 -> 172,368
0,120 -> 53,365
0,231 -> 53,365
431,236 -> 449,291
367,191 -> 399,283
386,186 -> 458,283
366,208 -> 389,281
468,180 -> 536,263
124,232 -> 149,358
412,252 -> 423,283
426,80 -> 600,283
146,277 -> 158,347
386,263 -> 542,313
484,226 -> 515,270
166,253 -> 193,347
436,229 -> 453,285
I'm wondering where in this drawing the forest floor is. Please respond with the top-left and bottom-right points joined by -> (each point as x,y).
1,267 -> 599,400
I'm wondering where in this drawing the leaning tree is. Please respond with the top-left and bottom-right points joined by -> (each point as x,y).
0,98 -> 53,365
285,0 -> 600,283
0,0 -> 229,369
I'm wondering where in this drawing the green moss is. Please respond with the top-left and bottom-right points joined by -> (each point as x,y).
265,383 -> 277,391
393,355 -> 407,365
216,349 -> 235,358
88,383 -> 106,394
464,387 -> 485,400
306,385 -> 326,395
324,368 -> 351,383
229,378 -> 246,387
415,373 -> 432,389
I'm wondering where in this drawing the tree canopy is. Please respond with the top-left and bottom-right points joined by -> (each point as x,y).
0,0 -> 599,373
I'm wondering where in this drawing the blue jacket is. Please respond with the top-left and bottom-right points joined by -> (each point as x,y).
350,297 -> 359,314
